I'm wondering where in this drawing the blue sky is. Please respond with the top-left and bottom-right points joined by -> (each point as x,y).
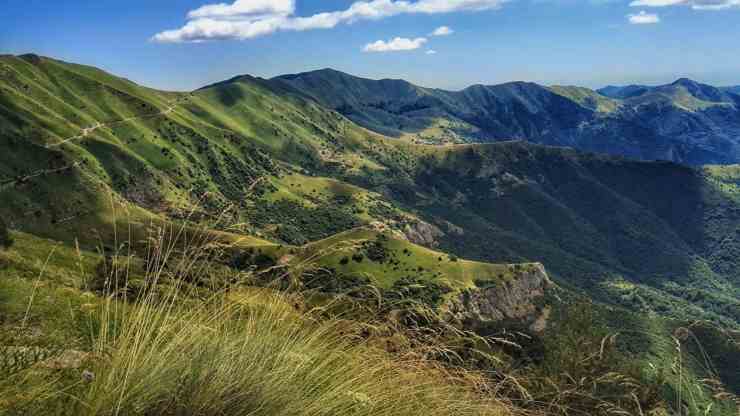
1,0 -> 739,91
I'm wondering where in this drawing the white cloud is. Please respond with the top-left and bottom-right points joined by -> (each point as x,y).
188,0 -> 295,19
153,0 -> 506,43
431,26 -> 454,36
629,0 -> 740,9
363,37 -> 428,52
627,10 -> 661,23
426,49 -> 438,54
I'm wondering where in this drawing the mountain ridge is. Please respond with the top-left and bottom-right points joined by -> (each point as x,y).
273,68 -> 740,165
1,53 -> 739,329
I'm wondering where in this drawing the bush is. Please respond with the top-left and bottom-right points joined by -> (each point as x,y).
0,218 -> 13,250
512,302 -> 669,416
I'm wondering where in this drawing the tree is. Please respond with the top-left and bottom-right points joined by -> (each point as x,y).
0,217 -> 13,250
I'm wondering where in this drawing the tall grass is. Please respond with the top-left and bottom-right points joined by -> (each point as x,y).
78,289 -> 502,416
1,201 -> 736,416
0,219 -> 506,416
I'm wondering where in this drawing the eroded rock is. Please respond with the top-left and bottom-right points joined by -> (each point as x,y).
444,263 -> 553,333
402,220 -> 444,247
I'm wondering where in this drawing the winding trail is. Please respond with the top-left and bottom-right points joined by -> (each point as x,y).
2,99 -> 184,191
45,100 -> 180,149
0,162 -> 81,191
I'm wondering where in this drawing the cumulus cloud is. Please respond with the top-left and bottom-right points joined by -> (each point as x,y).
188,0 -> 295,19
364,37 -> 428,52
430,26 -> 454,36
153,0 -> 505,42
627,10 -> 661,23
629,0 -> 739,9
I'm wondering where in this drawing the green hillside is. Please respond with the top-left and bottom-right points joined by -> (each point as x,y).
0,54 -> 412,246
548,85 -> 621,113
2,54 -> 740,328
1,54 -> 739,413
291,227 -> 524,288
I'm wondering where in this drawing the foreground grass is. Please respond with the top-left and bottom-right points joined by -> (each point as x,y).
0,230 -> 505,416
2,290 -> 503,416
1,230 -> 736,416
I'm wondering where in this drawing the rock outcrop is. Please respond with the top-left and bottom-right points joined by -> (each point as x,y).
402,220 -> 444,247
444,263 -> 553,333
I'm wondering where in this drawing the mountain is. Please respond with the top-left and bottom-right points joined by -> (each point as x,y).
600,79 -> 740,104
277,70 -> 740,165
2,55 -> 740,409
274,70 -> 596,146
597,84 -> 651,99
1,54 -> 738,328
722,86 -> 740,95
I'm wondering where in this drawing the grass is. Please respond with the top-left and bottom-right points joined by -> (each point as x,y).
0,226 -> 506,416
297,228 -> 522,289
0,225 -> 737,416
70,291 -> 501,416
548,86 -> 621,113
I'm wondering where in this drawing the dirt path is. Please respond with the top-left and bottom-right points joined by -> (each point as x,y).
0,161 -> 81,191
45,100 -> 180,149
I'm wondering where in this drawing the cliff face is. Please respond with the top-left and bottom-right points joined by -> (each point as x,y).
444,263 -> 553,333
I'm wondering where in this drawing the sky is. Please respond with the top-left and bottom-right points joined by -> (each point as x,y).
1,0 -> 739,91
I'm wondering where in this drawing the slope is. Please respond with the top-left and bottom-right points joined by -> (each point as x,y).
0,54 -> 418,247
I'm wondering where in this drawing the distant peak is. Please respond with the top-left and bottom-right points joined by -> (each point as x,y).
671,78 -> 700,87
277,68 -> 350,80
465,81 -> 536,90
304,68 -> 346,76
18,53 -> 44,64
196,73 -> 260,91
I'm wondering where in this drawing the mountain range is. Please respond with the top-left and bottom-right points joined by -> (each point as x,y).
2,52 -> 739,324
275,70 -> 740,166
1,54 -> 739,407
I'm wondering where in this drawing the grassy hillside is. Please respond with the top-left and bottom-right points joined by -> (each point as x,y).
3,54 -> 740,327
1,54 -> 740,413
0,231 -> 512,416
548,85 -> 621,113
0,54 -> 415,246
288,227 -> 524,289
1,230 -> 736,415
2,54 -> 740,327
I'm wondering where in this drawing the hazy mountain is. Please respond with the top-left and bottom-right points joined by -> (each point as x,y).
277,69 -> 740,166
597,84 -> 651,99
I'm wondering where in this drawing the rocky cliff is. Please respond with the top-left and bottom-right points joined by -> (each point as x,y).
444,263 -> 553,333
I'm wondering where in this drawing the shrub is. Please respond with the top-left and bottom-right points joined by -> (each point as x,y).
0,218 -> 13,250
508,302 -> 669,416
364,240 -> 389,263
